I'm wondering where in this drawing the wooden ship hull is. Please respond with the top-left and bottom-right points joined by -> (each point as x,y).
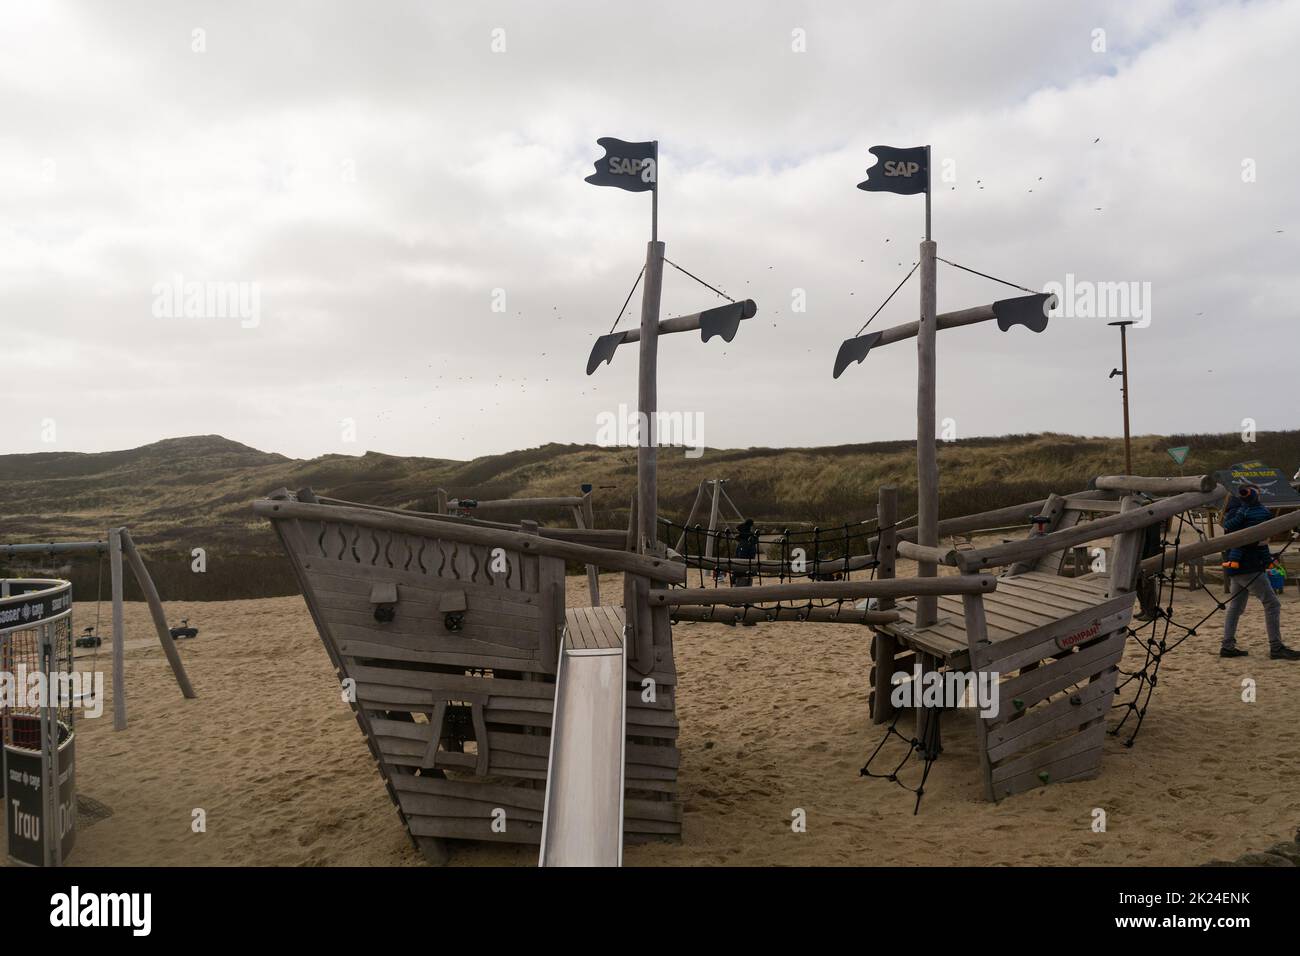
254,490 -> 682,863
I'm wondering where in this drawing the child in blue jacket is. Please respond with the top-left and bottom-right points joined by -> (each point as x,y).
1221,485 -> 1298,659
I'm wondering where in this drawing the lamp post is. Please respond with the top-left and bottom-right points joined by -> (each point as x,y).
1108,320 -> 1136,474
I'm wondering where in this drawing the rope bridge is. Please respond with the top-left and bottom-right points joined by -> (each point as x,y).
656,515 -> 916,624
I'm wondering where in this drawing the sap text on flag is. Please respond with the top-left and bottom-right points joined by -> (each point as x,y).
585,138 -> 657,192
857,145 -> 929,195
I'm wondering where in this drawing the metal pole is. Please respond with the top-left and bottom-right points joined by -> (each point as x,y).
924,145 -> 932,241
1110,320 -> 1135,474
39,623 -> 58,865
651,141 -> 659,243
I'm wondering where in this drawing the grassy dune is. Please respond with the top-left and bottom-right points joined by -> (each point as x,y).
2,430 -> 1296,599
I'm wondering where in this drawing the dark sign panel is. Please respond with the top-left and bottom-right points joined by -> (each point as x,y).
857,145 -> 929,195
585,137 -> 657,192
832,331 -> 885,379
4,735 -> 76,866
698,299 -> 757,344
0,584 -> 72,634
992,293 -> 1055,333
1214,460 -> 1300,507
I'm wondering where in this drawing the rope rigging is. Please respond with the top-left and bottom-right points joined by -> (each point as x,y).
935,256 -> 1039,295
606,266 -> 645,334
662,257 -> 736,303
1111,512 -> 1296,746
605,257 -> 738,335
844,253 -> 1041,339
855,261 -> 919,336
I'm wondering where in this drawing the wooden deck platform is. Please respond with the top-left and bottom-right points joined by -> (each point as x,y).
878,571 -> 1129,669
871,569 -> 1136,801
565,606 -> 625,651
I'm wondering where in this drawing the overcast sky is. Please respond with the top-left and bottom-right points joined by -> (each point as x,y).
2,0 -> 1296,461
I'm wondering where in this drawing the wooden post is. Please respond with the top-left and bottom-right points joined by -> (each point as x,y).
1107,496 -> 1144,597
704,479 -> 722,559
872,485 -> 899,724
961,592 -> 996,801
119,529 -> 197,699
637,240 -> 666,556
109,528 -> 126,731
674,480 -> 707,555
915,237 -> 939,626
577,489 -> 600,607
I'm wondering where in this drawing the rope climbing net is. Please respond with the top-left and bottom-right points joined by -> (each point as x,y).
858,701 -> 942,815
1111,512 -> 1296,746
657,513 -> 918,622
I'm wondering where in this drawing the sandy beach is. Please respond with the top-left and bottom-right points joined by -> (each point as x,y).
6,564 -> 1296,869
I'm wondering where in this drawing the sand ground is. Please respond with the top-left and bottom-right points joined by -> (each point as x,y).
4,569 -> 1298,867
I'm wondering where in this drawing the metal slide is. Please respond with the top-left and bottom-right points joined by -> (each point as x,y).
538,616 -> 626,867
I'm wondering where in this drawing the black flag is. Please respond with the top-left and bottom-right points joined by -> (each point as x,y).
857,145 -> 928,195
585,137 -> 657,192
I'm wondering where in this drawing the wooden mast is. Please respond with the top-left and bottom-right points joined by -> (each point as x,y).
637,140 -> 663,556
637,239 -> 665,555
915,145 -> 939,627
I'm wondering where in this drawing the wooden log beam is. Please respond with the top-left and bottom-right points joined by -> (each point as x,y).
952,486 -> 1225,572
648,573 -> 996,607
1139,507 -> 1300,574
896,540 -> 959,567
894,489 -> 1115,543
0,540 -> 110,556
311,494 -> 626,548
596,300 -> 758,347
109,528 -> 126,731
915,239 -> 939,628
1094,474 -> 1216,495
867,304 -> 997,352
119,529 -> 197,700
587,299 -> 758,374
254,498 -> 686,584
668,604 -> 901,626
674,553 -> 878,574
459,496 -> 587,511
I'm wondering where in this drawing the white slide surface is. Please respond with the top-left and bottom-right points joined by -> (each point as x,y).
539,607 -> 627,867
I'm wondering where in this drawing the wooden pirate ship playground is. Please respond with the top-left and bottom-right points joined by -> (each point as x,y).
256,138 -> 1300,865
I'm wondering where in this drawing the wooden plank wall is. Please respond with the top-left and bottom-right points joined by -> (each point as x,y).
272,512 -> 681,857
966,585 -> 1133,800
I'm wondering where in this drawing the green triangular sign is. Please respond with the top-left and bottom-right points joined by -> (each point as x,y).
1167,446 -> 1190,465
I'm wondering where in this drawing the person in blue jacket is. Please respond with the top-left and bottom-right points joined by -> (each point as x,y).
1220,484 -> 1298,659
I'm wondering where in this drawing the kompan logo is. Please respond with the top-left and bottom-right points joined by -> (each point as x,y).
50,886 -> 151,936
